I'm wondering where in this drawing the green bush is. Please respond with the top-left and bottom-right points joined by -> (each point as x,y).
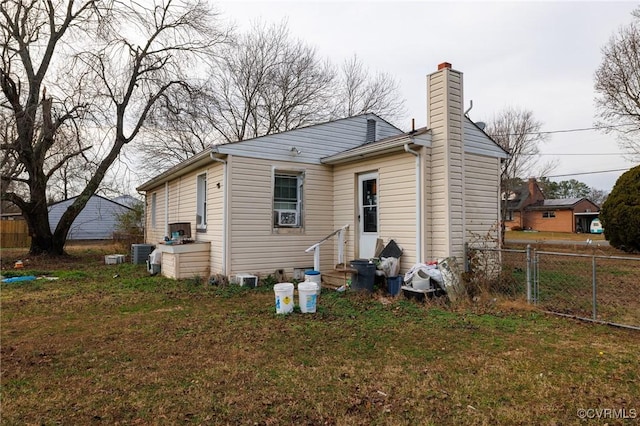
600,165 -> 640,252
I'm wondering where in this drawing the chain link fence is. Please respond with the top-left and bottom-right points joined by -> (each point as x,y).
466,245 -> 640,330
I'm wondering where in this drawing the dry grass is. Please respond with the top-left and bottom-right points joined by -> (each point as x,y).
506,230 -> 606,243
1,248 -> 639,425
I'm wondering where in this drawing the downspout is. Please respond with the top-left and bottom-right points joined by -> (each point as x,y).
210,152 -> 228,275
164,182 -> 169,238
404,142 -> 422,263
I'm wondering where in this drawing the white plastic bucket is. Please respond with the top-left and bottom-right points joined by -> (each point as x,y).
298,282 -> 318,313
304,270 -> 322,295
274,283 -> 294,314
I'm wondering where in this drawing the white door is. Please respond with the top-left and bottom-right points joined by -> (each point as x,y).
358,172 -> 378,258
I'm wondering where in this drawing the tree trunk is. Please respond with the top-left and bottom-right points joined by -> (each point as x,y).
24,201 -> 66,256
23,168 -> 68,255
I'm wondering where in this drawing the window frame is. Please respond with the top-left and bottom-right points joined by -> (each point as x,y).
542,211 -> 556,219
196,173 -> 207,231
150,192 -> 157,228
273,169 -> 304,230
505,210 -> 514,221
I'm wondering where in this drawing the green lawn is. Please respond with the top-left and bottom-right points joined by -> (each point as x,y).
1,249 -> 639,425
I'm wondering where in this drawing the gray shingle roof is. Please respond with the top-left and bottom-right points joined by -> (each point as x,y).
542,198 -> 583,207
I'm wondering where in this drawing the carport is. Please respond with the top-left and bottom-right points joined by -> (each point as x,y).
574,212 -> 599,234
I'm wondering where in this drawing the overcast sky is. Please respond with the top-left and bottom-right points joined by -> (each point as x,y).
218,0 -> 637,191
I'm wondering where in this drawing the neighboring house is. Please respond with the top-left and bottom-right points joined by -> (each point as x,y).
112,195 -> 143,209
137,62 -> 509,279
526,198 -> 600,233
504,178 -> 600,233
48,195 -> 133,240
504,178 -> 545,230
0,201 -> 23,220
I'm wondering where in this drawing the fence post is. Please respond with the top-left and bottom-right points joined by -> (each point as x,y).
464,242 -> 469,273
526,244 -> 531,303
592,255 -> 597,320
533,250 -> 539,304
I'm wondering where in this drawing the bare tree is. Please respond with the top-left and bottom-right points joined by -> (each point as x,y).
485,107 -> 549,244
136,22 -> 407,173
588,188 -> 609,206
1,0 -> 227,255
208,20 -> 336,143
331,55 -> 406,124
135,85 -> 216,177
595,8 -> 640,161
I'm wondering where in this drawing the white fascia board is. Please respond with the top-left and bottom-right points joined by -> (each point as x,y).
464,145 -> 510,159
321,133 -> 431,165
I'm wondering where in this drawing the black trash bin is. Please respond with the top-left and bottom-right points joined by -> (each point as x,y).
350,259 -> 376,292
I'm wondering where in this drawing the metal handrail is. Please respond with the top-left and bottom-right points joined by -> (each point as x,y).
304,224 -> 349,272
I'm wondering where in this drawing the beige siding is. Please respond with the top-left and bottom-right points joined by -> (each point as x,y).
145,187 -> 166,245
207,164 -> 225,273
427,66 -> 465,260
334,151 -> 418,273
227,156 -> 334,277
159,245 -> 211,280
465,153 -> 500,245
143,162 -> 225,275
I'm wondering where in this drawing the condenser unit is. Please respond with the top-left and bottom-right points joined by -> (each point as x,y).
131,244 -> 155,264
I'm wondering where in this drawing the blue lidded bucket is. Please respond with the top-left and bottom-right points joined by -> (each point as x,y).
387,276 -> 402,296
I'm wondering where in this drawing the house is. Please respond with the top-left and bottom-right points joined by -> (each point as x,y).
136,62 -> 509,280
526,198 -> 600,233
504,178 -> 545,230
48,195 -> 133,240
504,178 -> 600,233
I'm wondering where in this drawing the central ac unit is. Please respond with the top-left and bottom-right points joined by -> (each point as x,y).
276,209 -> 298,227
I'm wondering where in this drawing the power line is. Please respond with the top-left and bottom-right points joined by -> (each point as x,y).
525,153 -> 623,156
536,124 -> 632,135
545,168 -> 630,178
505,123 -> 635,136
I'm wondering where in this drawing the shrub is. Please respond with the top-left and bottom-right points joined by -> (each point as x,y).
600,165 -> 640,252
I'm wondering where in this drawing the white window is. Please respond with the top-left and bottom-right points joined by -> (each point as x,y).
151,192 -> 157,228
273,172 -> 303,228
196,173 -> 207,230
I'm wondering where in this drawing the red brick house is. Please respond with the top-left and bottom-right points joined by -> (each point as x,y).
503,178 -> 545,230
504,178 -> 600,233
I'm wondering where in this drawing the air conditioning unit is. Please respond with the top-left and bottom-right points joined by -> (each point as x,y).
236,273 -> 258,288
276,209 -> 298,227
131,244 -> 155,264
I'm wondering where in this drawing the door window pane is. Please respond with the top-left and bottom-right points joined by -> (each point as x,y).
362,178 -> 377,233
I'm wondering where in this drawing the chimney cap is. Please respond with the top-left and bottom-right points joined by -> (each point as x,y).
438,62 -> 452,70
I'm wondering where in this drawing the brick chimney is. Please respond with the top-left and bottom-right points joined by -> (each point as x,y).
528,177 -> 537,197
426,62 -> 465,260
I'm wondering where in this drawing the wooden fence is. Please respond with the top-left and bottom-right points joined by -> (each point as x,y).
1,220 -> 31,248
